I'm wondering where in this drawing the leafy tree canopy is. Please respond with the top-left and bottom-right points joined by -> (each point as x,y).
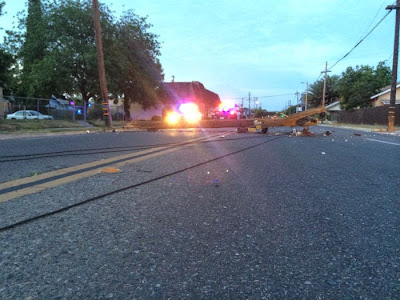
0,1 -> 15,93
337,61 -> 391,110
306,75 -> 340,108
5,0 -> 164,112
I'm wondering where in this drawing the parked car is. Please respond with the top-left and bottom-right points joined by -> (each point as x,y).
6,110 -> 54,120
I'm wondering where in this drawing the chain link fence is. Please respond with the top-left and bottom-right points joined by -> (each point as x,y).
2,95 -> 125,121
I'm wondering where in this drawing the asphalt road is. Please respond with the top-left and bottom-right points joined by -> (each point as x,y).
0,126 -> 399,299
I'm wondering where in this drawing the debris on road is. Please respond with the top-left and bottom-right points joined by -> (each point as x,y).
323,130 -> 331,136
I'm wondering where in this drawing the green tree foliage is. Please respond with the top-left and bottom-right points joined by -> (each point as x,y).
5,0 -> 164,113
0,49 -> 14,91
105,10 -> 165,118
0,1 -> 15,92
18,0 -> 47,96
253,107 -> 269,118
283,105 -> 297,115
307,75 -> 340,108
337,62 -> 391,110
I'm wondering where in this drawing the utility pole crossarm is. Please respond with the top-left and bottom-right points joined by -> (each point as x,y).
386,5 -> 400,10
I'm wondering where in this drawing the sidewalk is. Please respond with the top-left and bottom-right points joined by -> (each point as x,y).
319,121 -> 400,136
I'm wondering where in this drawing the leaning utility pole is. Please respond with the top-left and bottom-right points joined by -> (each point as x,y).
93,0 -> 112,127
386,0 -> 400,131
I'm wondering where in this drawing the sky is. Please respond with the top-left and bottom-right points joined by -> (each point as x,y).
0,0 -> 396,111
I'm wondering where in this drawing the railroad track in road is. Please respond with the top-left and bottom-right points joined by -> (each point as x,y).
0,135 -> 283,233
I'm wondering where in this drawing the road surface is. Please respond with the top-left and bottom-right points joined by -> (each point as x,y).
0,126 -> 399,299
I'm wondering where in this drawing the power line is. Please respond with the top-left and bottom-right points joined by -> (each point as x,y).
358,0 -> 388,40
257,93 -> 295,98
329,10 -> 392,70
220,93 -> 295,101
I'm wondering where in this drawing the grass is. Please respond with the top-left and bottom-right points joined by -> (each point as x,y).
0,119 -> 127,135
87,120 -> 127,128
0,119 -> 87,134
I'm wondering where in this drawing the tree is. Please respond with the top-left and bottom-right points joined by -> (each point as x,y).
5,0 -> 164,112
0,49 -> 14,92
18,0 -> 47,96
107,10 -> 165,118
253,107 -> 269,118
337,62 -> 391,110
283,105 -> 297,115
0,1 -> 15,93
307,75 -> 340,108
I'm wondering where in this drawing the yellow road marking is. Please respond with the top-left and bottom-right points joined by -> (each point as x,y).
0,133 -> 230,203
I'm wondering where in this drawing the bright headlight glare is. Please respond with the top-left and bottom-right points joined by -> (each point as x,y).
166,112 -> 180,124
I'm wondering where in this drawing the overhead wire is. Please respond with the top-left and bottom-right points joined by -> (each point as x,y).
0,136 -> 282,233
328,9 -> 393,71
218,2 -> 394,107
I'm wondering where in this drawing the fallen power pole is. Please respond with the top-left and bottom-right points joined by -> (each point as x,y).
93,0 -> 112,127
386,1 -> 400,131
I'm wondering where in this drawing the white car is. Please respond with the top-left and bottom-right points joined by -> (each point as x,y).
6,110 -> 54,120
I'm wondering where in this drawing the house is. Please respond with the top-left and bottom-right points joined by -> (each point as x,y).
326,101 -> 342,121
48,96 -> 74,110
163,81 -> 221,117
370,83 -> 400,107
127,81 -> 221,120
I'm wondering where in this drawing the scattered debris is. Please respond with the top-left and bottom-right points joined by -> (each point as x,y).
323,130 -> 331,136
289,128 -> 302,137
236,127 -> 247,133
102,168 -> 122,174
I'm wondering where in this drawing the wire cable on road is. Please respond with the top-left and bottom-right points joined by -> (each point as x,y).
0,136 -> 282,233
0,135 -> 271,163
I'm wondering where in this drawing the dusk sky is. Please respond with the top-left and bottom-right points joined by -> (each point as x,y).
0,0 -> 396,111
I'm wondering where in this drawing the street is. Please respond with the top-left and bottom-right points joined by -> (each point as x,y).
0,126 -> 399,299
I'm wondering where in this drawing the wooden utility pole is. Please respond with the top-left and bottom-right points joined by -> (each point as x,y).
302,81 -> 308,111
386,1 -> 400,131
0,88 -> 4,120
92,0 -> 112,127
248,92 -> 251,118
295,91 -> 300,106
321,61 -> 331,107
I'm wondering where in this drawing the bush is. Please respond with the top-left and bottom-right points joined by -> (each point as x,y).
87,105 -> 104,120
151,115 -> 162,121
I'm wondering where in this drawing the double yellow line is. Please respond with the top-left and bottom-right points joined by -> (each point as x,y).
0,133 -> 228,203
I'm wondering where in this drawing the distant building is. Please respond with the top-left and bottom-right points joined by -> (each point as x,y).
370,83 -> 400,107
48,96 -> 74,110
326,101 -> 341,121
127,81 -> 221,120
163,81 -> 221,118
